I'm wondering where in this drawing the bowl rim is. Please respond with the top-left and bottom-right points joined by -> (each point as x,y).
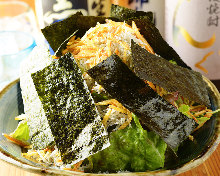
0,78 -> 219,176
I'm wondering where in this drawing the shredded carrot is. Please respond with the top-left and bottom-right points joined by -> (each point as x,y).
118,111 -> 133,130
145,81 -> 214,124
187,112 -> 198,122
189,105 -> 213,120
3,133 -> 30,147
145,81 -> 156,91
52,55 -> 59,59
115,48 -> 120,55
95,99 -> 115,106
132,21 -> 154,54
44,148 -> 49,152
64,160 -> 84,172
109,105 -> 127,114
102,108 -> 112,128
74,54 -> 97,59
190,106 -> 206,112
64,20 -> 154,70
96,99 -> 133,129
204,112 -> 213,118
190,105 -> 205,109
189,135 -> 194,141
56,158 -> 62,163
194,110 -> 207,117
106,38 -> 112,57
15,114 -> 26,120
74,160 -> 84,170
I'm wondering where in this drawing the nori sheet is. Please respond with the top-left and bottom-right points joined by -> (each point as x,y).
42,5 -> 191,69
87,54 -> 198,150
41,12 -> 118,56
42,4 -> 190,69
42,4 -> 152,56
126,18 -> 191,69
131,41 -> 211,107
31,53 -> 109,164
110,4 -> 153,22
19,45 -> 55,150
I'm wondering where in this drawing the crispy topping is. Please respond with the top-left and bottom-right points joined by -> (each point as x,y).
63,20 -> 154,70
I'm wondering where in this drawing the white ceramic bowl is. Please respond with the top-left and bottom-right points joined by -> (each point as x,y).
0,78 -> 219,176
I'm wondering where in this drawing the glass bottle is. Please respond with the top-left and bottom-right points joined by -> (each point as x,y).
111,0 -> 136,9
165,0 -> 220,90
35,0 -> 111,28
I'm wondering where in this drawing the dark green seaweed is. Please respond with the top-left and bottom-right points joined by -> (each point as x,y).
41,12 -> 118,56
87,54 -> 198,150
31,53 -> 109,164
31,131 -> 55,149
131,41 -> 211,107
41,4 -> 190,70
110,4 -> 153,22
41,12 -> 82,56
126,18 -> 191,69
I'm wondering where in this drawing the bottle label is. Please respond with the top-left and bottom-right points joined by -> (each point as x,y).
88,0 -> 111,16
165,0 -> 220,80
36,0 -> 110,28
111,0 -> 136,9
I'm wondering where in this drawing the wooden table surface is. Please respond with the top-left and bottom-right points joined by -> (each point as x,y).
0,144 -> 219,176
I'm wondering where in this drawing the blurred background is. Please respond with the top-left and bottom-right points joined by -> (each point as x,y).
0,0 -> 219,90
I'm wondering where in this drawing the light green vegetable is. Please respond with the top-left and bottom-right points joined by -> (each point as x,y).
169,60 -> 177,65
88,114 -> 167,173
178,104 -> 191,117
178,104 -> 208,125
178,104 -> 219,126
11,121 -> 30,142
210,109 -> 220,114
196,116 -> 210,125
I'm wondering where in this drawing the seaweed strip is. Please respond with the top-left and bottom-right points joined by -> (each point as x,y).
42,4 -> 189,69
41,4 -> 152,56
31,53 -> 109,164
41,12 -> 118,56
41,12 -> 82,56
87,55 -> 198,150
19,45 -> 55,149
126,18 -> 191,69
131,41 -> 211,107
110,4 -> 153,22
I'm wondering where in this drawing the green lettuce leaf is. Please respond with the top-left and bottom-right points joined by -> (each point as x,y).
169,60 -> 177,65
88,114 -> 167,173
178,104 -> 215,126
178,104 -> 191,117
196,116 -> 210,125
10,121 -> 30,142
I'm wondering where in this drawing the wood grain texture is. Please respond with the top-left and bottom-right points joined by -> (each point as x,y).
177,144 -> 220,176
0,144 -> 219,176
